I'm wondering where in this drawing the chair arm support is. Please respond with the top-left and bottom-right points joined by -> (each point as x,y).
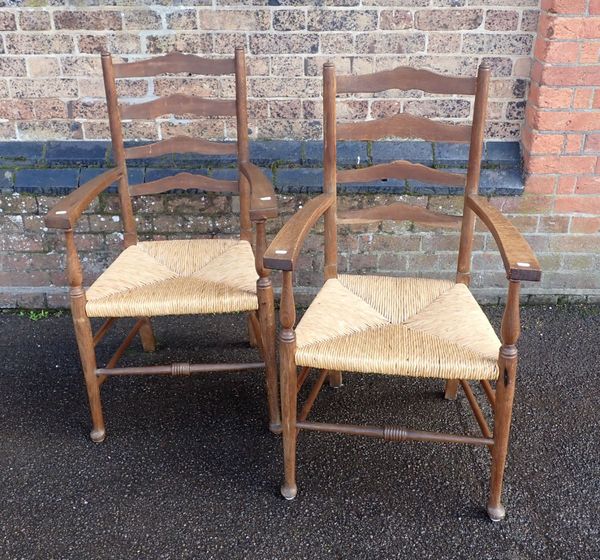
239,162 -> 278,221
466,194 -> 542,282
44,167 -> 124,230
263,193 -> 335,271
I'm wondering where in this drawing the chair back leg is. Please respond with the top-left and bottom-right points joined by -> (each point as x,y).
139,317 -> 156,352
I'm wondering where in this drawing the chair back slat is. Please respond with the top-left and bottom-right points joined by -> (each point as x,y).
120,94 -> 236,120
129,172 -> 238,197
114,52 -> 235,78
336,114 -> 472,143
337,160 -> 466,187
337,202 -> 462,228
124,136 -> 237,160
337,67 -> 477,96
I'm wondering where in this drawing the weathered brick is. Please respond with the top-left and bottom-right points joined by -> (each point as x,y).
199,9 -> 270,30
11,78 -> 78,99
166,10 -> 197,30
416,9 -> 483,31
5,34 -> 75,55
427,33 -> 462,53
462,33 -> 533,55
19,11 -> 51,31
380,10 -> 413,30
356,33 -> 426,54
0,57 -> 26,78
145,33 -> 213,55
250,33 -> 318,55
308,9 -> 378,32
123,9 -> 163,30
54,10 -> 122,31
272,9 -> 307,31
27,57 -> 61,78
485,10 -> 519,31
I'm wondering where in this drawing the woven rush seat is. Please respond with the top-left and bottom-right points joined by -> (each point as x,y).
86,239 -> 258,317
295,274 -> 501,381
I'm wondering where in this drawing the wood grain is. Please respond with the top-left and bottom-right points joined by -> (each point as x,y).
337,202 -> 462,228
124,136 -> 236,159
45,167 -> 123,229
239,162 -> 278,221
337,160 -> 466,187
263,194 -> 334,271
120,94 -> 236,120
113,52 -> 235,78
467,194 -> 541,282
337,66 -> 477,95
337,113 -> 471,142
129,172 -> 238,196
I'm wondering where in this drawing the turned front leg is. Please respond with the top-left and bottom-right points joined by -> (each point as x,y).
280,270 -> 298,500
488,280 -> 520,521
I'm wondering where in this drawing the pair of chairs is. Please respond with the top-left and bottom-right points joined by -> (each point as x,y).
45,48 -> 541,521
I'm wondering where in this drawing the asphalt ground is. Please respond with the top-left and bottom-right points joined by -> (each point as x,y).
0,304 -> 598,559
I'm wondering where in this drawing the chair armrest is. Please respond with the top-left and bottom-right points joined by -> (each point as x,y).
466,194 -> 542,282
239,162 -> 278,221
263,193 -> 334,271
44,167 -> 124,230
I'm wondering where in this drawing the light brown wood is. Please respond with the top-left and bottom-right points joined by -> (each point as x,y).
114,52 -> 235,78
120,94 -> 236,120
337,160 -> 466,187
96,363 -> 266,376
337,201 -> 462,229
297,366 -> 310,391
66,229 -> 105,443
93,317 -> 117,347
280,271 -> 298,500
467,195 -> 542,282
456,63 -> 491,285
105,319 -> 145,369
124,136 -> 236,160
129,172 -> 238,196
444,379 -> 459,400
481,380 -> 496,409
323,63 -> 338,281
45,167 -> 123,230
139,317 -> 156,352
460,380 -> 493,441
337,67 -> 477,95
239,162 -> 278,221
337,114 -> 472,143
488,280 -> 520,522
298,369 -> 329,423
263,194 -> 334,271
102,53 -> 137,248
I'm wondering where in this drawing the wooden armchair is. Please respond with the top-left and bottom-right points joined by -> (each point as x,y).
44,48 -> 280,443
264,63 -> 541,520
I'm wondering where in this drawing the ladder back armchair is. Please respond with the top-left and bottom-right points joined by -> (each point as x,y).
264,62 -> 541,520
44,48 -> 281,443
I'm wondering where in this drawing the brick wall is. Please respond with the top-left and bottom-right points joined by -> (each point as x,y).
0,1 -> 599,308
0,2 -> 538,140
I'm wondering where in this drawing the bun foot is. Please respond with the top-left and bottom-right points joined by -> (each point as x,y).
281,482 -> 297,501
269,422 -> 282,435
487,503 -> 506,522
90,428 -> 106,443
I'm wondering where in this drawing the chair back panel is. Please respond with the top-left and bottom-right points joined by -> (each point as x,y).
101,48 -> 251,246
322,63 -> 491,283
113,52 -> 235,79
336,114 -> 472,143
337,161 -> 466,188
336,67 -> 477,96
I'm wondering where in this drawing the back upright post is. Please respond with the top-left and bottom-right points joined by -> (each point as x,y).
235,47 -> 252,244
456,62 -> 490,286
323,63 -> 337,281
101,52 -> 137,248
322,63 -> 342,388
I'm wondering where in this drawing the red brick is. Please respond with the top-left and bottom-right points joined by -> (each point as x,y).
594,90 -> 600,108
591,0 -> 600,15
544,16 -> 600,40
540,0 -> 587,13
527,84 -> 573,109
522,126 -> 564,154
524,174 -> 557,194
575,175 -> 600,194
527,155 -> 597,174
540,66 -> 600,86
580,42 -> 600,64
554,195 -> 600,213
572,88 -> 593,109
538,215 -> 569,232
570,216 -> 600,233
564,134 -> 584,153
585,133 -> 600,152
529,110 -> 600,132
557,175 -> 577,193
534,39 -> 579,64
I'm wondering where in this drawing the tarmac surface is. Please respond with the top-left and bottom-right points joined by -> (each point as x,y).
0,304 -> 598,559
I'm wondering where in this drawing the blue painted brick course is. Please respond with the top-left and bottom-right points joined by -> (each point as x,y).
15,168 -> 80,194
